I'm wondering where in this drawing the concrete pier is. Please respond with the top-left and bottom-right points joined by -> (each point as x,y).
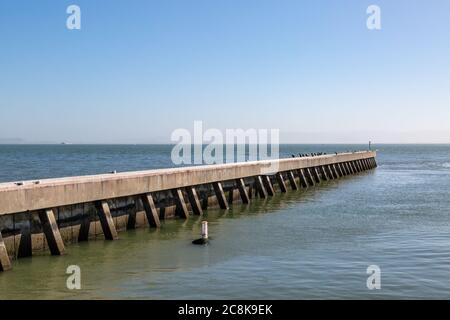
0,151 -> 376,271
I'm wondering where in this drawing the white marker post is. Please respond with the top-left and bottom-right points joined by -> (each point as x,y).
193,221 -> 209,245
201,221 -> 208,240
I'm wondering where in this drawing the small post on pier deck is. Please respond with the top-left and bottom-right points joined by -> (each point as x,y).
0,231 -> 12,272
38,209 -> 66,255
276,172 -> 288,193
95,201 -> 119,240
287,171 -> 298,190
186,186 -> 203,216
236,178 -> 250,204
213,182 -> 229,209
172,189 -> 190,218
140,193 -> 161,227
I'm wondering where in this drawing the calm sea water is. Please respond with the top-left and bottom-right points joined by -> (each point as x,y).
1,144 -> 450,299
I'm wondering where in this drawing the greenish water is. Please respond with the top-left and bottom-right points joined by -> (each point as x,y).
1,144 -> 450,299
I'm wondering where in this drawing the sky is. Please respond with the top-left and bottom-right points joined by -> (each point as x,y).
1,0 -> 450,144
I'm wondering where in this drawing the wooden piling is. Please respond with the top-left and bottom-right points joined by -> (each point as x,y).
353,161 -> 361,173
38,209 -> 66,255
356,160 -> 363,172
236,178 -> 250,204
312,167 -> 321,183
17,216 -> 33,258
287,171 -> 298,190
172,189 -> 190,218
348,162 -> 355,174
276,172 -> 288,193
95,201 -> 119,240
364,159 -> 371,170
262,175 -> 275,196
140,193 -> 161,227
0,231 -> 12,271
213,182 -> 229,209
255,176 -> 268,198
305,168 -> 315,186
332,164 -> 341,178
320,166 -> 329,181
337,163 -> 345,176
298,169 -> 309,188
325,165 -> 334,179
186,187 -> 203,216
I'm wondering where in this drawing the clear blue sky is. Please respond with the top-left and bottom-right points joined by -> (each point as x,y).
1,0 -> 449,143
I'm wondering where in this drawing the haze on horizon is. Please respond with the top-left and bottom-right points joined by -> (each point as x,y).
1,0 -> 449,144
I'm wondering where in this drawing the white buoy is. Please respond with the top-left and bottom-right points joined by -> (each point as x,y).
201,221 -> 208,240
193,221 -> 209,245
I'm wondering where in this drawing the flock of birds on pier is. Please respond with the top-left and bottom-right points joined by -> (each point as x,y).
291,151 -> 361,158
292,152 -> 327,158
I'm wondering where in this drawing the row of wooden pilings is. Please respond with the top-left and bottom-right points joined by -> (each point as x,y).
0,156 -> 377,272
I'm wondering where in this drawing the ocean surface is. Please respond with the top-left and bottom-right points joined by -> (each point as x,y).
1,144 -> 450,299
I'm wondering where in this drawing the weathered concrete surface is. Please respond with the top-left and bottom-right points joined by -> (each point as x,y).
0,151 -> 376,216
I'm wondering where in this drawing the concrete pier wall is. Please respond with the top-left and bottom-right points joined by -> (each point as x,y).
0,151 -> 377,270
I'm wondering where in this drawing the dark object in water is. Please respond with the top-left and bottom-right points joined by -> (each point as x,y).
192,238 -> 209,245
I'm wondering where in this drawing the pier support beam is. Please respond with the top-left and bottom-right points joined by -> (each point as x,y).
361,159 -> 369,171
262,175 -> 275,196
312,167 -> 321,183
276,172 -> 288,193
186,187 -> 203,216
362,159 -> 369,170
342,163 -> 349,175
356,160 -> 363,172
38,209 -> 66,255
331,165 -> 339,179
255,176 -> 268,198
337,163 -> 345,176
287,171 -> 298,190
359,159 -> 366,171
213,182 -> 229,209
140,193 -> 161,227
332,164 -> 341,178
305,168 -> 315,186
319,166 -> 329,181
347,162 -> 354,174
236,178 -> 250,204
298,169 -> 309,188
95,201 -> 119,240
172,189 -> 190,218
18,215 -> 32,258
325,165 -> 335,179
347,162 -> 352,174
0,231 -> 12,272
